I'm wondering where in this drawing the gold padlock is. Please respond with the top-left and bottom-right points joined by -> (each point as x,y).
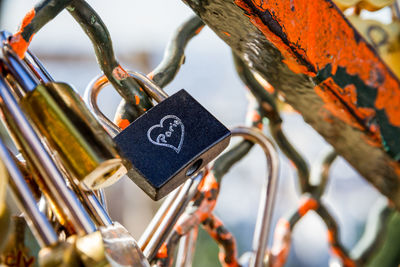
18,81 -> 126,189
0,33 -> 126,190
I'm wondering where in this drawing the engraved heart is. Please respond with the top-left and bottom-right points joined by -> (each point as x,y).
147,115 -> 185,153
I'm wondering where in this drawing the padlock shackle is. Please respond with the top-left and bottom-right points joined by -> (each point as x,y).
143,127 -> 279,265
140,170 -> 206,260
81,189 -> 112,227
0,137 -> 58,247
175,226 -> 198,267
85,71 -> 169,136
85,74 -> 121,136
24,50 -> 53,83
231,126 -> 279,267
1,31 -> 53,85
0,31 -> 39,94
51,150 -> 113,227
95,189 -> 108,211
2,48 -> 39,92
62,163 -> 113,227
127,72 -> 168,103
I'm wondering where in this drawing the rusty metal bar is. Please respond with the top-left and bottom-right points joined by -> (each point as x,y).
182,0 -> 400,208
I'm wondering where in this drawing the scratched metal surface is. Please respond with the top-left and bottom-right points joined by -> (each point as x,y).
182,0 -> 400,208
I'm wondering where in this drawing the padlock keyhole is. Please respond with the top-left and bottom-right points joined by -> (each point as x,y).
186,159 -> 203,177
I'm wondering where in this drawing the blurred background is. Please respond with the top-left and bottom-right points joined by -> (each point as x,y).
0,1 -> 390,266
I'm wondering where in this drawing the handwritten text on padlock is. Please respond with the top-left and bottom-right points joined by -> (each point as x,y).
147,115 -> 185,153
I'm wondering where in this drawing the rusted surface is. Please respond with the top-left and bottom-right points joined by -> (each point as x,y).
10,0 -> 153,123
182,0 -> 400,207
346,15 -> 400,84
9,0 -> 72,58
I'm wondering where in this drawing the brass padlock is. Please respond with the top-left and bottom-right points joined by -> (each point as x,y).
0,46 -> 98,235
0,69 -> 149,265
0,31 -> 126,190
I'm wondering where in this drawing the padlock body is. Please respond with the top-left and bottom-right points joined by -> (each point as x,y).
20,82 -> 126,189
114,89 -> 231,200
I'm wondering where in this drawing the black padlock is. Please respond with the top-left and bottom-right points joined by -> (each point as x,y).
86,72 -> 231,200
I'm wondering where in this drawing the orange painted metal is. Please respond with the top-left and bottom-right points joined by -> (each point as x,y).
183,0 -> 400,207
235,0 -> 400,153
